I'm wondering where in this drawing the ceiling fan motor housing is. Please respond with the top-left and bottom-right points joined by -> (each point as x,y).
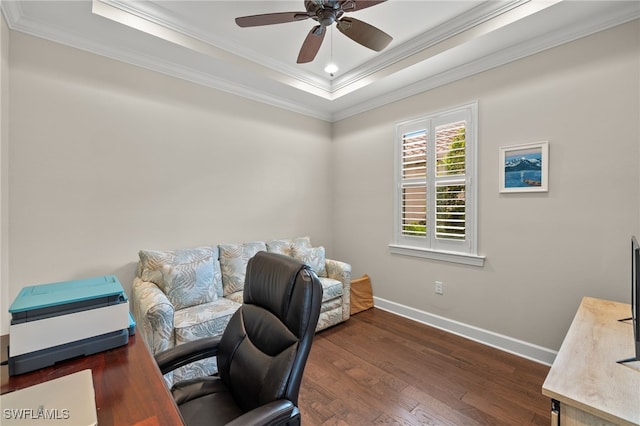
306,0 -> 344,27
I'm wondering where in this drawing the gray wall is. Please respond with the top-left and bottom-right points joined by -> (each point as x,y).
1,30 -> 333,333
332,20 -> 640,354
1,14 -> 9,335
2,17 -> 639,359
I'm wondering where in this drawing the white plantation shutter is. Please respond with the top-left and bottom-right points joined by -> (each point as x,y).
401,130 -> 427,237
435,121 -> 466,242
393,103 -> 478,261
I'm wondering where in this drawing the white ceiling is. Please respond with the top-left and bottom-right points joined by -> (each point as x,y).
2,1 -> 639,121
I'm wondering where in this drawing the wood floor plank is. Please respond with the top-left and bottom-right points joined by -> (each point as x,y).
299,308 -> 551,425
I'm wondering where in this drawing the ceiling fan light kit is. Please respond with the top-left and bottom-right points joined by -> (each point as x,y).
324,63 -> 339,75
235,0 -> 393,65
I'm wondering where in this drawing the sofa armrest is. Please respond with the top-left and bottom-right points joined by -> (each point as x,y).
132,277 -> 175,355
325,259 -> 351,321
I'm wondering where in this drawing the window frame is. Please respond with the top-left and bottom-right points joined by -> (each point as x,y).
389,101 -> 485,267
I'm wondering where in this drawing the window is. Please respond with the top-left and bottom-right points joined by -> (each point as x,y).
390,102 -> 484,266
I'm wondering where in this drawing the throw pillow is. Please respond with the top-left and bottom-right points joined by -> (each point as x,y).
292,246 -> 326,277
161,258 -> 217,310
266,239 -> 294,256
292,236 -> 312,251
138,246 -> 222,303
267,236 -> 313,256
219,241 -> 267,296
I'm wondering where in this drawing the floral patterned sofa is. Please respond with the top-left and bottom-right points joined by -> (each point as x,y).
131,236 -> 351,386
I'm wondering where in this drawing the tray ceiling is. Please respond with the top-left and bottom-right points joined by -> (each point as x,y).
2,1 -> 638,121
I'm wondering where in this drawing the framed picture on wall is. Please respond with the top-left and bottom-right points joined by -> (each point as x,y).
499,141 -> 549,193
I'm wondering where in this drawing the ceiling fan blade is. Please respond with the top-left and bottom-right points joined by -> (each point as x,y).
340,0 -> 388,12
297,25 -> 326,64
336,17 -> 392,51
235,12 -> 308,27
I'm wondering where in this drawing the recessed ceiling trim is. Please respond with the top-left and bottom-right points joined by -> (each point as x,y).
331,0 -> 530,91
94,0 -> 558,102
92,0 -> 334,100
1,0 -> 23,27
329,0 -> 562,99
2,0 -> 334,120
101,0 -> 333,93
331,1 -> 640,122
3,1 -> 638,123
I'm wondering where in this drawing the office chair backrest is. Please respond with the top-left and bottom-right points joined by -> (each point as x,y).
216,251 -> 323,412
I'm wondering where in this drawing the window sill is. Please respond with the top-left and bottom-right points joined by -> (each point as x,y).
388,244 -> 485,267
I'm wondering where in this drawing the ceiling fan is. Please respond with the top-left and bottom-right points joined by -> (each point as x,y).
235,0 -> 393,64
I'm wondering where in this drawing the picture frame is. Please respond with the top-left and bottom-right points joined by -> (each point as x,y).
499,141 -> 549,193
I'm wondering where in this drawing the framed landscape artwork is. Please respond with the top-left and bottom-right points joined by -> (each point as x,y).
499,141 -> 549,193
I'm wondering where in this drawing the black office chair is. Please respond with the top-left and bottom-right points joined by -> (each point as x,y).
155,251 -> 323,426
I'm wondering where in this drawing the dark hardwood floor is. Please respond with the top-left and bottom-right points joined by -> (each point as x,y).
299,308 -> 551,425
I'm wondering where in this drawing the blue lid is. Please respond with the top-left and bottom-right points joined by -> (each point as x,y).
9,275 -> 126,313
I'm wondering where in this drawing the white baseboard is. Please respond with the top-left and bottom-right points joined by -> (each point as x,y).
372,296 -> 557,366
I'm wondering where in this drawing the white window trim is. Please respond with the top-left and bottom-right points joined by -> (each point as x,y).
389,244 -> 485,267
390,101 -> 485,267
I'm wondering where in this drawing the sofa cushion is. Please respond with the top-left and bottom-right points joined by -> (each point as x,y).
138,247 -> 223,307
292,245 -> 327,277
174,298 -> 241,345
316,304 -> 345,332
219,241 -> 266,296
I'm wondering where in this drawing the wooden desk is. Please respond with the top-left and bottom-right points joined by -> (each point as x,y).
542,297 -> 640,426
1,334 -> 184,426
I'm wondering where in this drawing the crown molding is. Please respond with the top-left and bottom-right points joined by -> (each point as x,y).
0,0 -> 22,26
100,0 -> 332,93
1,0 -> 334,120
331,0 -> 529,92
2,1 -> 638,123
331,2 -> 640,121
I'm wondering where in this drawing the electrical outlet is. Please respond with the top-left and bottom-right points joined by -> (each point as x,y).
435,281 -> 444,295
